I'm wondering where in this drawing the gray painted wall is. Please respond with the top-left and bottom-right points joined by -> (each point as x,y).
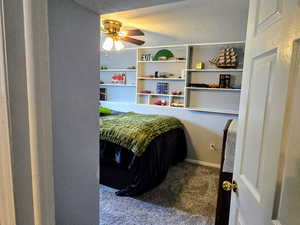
101,1 -> 249,165
48,0 -> 99,224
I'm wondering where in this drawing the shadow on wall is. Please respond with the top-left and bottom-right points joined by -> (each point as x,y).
277,155 -> 300,224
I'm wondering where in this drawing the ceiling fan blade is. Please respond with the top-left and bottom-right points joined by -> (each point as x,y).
121,36 -> 145,45
125,29 -> 144,36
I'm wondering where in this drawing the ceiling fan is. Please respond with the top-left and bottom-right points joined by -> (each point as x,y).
101,19 -> 145,51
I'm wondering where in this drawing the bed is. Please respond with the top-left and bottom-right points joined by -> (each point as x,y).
99,111 -> 187,196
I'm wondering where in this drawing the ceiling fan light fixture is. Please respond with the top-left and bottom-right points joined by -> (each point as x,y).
114,40 -> 124,51
103,36 -> 114,51
101,19 -> 145,50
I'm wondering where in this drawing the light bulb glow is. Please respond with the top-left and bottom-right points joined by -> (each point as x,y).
114,40 -> 124,51
103,37 -> 113,51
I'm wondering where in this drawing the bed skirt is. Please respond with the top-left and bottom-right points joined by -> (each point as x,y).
100,128 -> 187,196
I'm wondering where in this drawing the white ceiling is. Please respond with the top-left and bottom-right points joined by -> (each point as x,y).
73,0 -> 184,14
99,0 -> 249,48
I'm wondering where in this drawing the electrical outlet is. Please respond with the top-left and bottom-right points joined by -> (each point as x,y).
209,144 -> 217,151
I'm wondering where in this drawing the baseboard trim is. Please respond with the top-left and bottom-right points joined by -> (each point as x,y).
185,158 -> 220,169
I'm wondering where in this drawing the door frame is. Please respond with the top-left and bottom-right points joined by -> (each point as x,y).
0,0 -> 55,224
0,0 -> 16,224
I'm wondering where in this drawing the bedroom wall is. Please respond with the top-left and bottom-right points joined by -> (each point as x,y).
101,0 -> 249,166
48,0 -> 99,224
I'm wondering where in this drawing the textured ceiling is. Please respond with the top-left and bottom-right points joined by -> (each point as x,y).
73,0 -> 184,14
99,0 -> 249,48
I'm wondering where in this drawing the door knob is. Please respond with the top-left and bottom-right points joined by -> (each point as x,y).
222,180 -> 238,192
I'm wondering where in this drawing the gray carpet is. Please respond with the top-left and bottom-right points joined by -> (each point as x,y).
100,162 -> 219,225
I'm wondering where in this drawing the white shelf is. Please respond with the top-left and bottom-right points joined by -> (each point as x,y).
137,77 -> 185,81
186,87 -> 241,92
100,83 -> 136,87
126,41 -> 245,50
100,69 -> 136,72
137,93 -> 184,97
137,103 -> 185,109
100,100 -> 135,104
186,69 -> 243,72
189,41 -> 245,47
185,107 -> 239,115
138,60 -> 186,63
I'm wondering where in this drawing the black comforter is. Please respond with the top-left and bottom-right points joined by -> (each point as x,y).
100,128 -> 187,196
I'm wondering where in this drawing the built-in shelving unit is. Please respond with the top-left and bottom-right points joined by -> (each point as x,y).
100,41 -> 245,114
99,49 -> 137,103
184,41 -> 244,114
136,45 -> 187,108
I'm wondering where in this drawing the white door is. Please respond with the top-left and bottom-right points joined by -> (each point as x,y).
228,0 -> 300,225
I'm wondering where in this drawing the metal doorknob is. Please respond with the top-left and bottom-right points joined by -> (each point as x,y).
222,180 -> 238,192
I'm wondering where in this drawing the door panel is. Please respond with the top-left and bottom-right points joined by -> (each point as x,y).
241,50 -> 277,191
255,0 -> 282,33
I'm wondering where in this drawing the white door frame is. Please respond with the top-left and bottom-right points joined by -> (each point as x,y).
0,0 -> 55,224
23,0 -> 55,223
0,0 -> 16,224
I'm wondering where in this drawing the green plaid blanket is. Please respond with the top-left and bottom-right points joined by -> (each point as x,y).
100,112 -> 183,156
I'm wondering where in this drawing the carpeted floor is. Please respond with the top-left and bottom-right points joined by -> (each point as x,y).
100,162 -> 219,225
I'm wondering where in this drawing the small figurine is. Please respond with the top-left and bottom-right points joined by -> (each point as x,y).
171,90 -> 182,95
195,62 -> 205,69
171,102 -> 184,107
154,100 -> 167,106
140,90 -> 152,94
208,83 -> 219,88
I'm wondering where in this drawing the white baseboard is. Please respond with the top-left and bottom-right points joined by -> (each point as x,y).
185,158 -> 220,169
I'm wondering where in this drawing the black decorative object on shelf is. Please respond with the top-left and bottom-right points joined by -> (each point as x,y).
219,74 -> 231,88
100,88 -> 107,101
189,83 -> 210,88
